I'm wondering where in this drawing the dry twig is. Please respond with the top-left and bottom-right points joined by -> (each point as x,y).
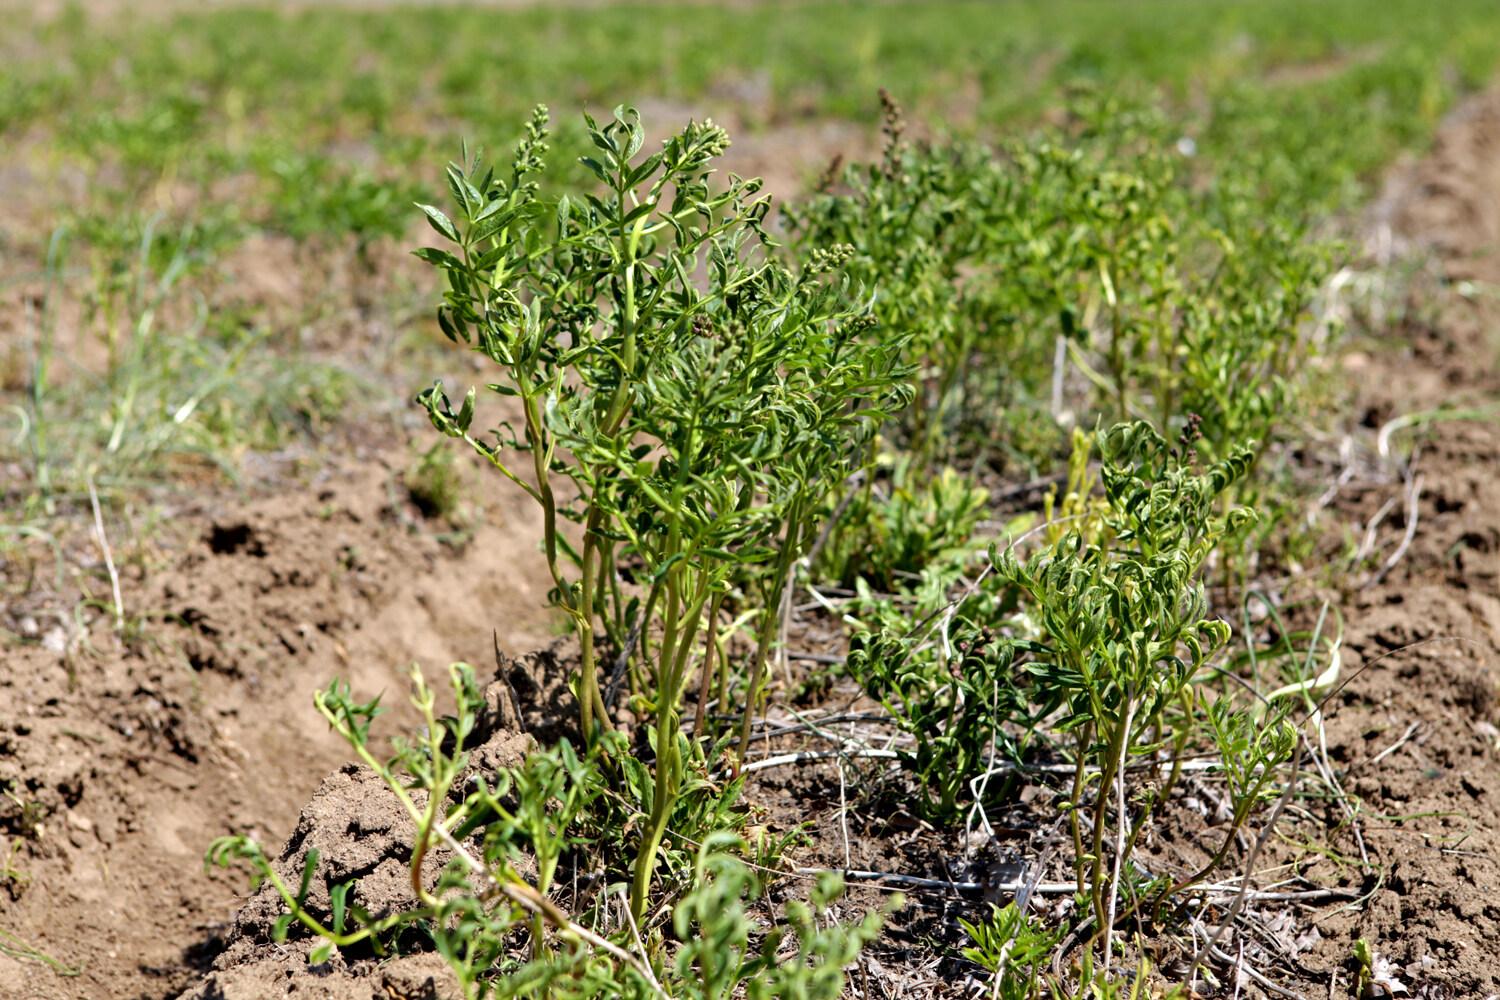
87,476 -> 124,633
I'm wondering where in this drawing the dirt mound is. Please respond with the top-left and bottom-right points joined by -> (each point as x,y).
1,441 -> 555,1000
175,689 -> 533,1000
176,949 -> 458,1000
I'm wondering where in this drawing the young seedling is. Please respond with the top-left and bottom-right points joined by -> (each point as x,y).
209,661 -> 888,998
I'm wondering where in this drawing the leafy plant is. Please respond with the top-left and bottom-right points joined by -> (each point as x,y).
785,89 -> 992,464
1002,425 -> 1272,935
792,90 -> 1340,493
849,601 -> 1030,820
671,837 -> 892,1000
960,902 -> 1064,998
210,664 -> 886,999
816,460 -> 989,591
264,151 -> 419,265
208,665 -> 601,975
851,423 -> 1300,959
416,105 -> 909,923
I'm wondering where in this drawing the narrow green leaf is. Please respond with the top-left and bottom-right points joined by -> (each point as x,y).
417,203 -> 461,243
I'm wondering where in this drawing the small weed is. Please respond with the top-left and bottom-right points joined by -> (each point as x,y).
210,664 -> 889,998
0,926 -> 79,977
816,461 -> 989,592
0,784 -> 49,842
405,442 -> 464,521
960,902 -> 1063,997
1,836 -> 32,900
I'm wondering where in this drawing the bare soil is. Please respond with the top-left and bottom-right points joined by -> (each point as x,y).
9,80 -> 1500,1000
1,435 -> 558,999
1283,89 -> 1500,994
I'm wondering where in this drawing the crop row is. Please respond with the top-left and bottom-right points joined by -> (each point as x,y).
213,81 -> 1392,995
4,4 -> 1497,995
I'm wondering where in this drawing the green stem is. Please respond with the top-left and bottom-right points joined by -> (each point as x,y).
692,592 -> 726,738
522,389 -> 566,595
733,499 -> 807,771
630,570 -> 710,925
1068,723 -> 1092,893
577,508 -> 612,738
1089,701 -> 1131,933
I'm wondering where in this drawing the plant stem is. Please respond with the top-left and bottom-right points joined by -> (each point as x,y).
1088,688 -> 1136,934
692,592 -> 726,737
630,570 -> 709,924
1069,726 -> 1091,892
733,499 -> 807,772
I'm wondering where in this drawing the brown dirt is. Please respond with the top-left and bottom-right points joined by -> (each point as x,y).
1281,88 -> 1500,994
0,436 -> 558,1000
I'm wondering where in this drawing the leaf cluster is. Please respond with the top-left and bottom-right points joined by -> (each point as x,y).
415,104 -> 911,926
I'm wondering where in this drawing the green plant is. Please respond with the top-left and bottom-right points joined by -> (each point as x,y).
265,151 -> 418,265
0,837 -> 29,899
1016,424 -> 1248,918
793,89 -> 1342,492
0,926 -> 79,977
406,441 -> 464,520
1352,937 -> 1409,999
996,423 -> 1298,948
816,460 -> 989,591
210,664 -> 885,998
212,665 -> 570,957
849,602 -> 1030,820
851,423 -> 1299,959
670,837 -> 892,1000
0,780 -> 42,834
785,90 -> 992,464
416,105 -> 908,923
960,902 -> 1063,998
209,664 -> 628,990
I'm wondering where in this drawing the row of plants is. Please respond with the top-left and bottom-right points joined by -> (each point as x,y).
6,0 -> 1496,536
209,91 -> 1354,997
0,4 -> 1491,993
3,3 -> 1491,995
7,1 -> 1499,289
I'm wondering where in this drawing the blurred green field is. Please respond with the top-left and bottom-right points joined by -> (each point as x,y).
6,0 -> 1500,236
3,0 -> 1499,512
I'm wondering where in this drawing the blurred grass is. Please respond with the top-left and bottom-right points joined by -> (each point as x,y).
8,0 -> 1500,232
1,0 -> 1497,536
